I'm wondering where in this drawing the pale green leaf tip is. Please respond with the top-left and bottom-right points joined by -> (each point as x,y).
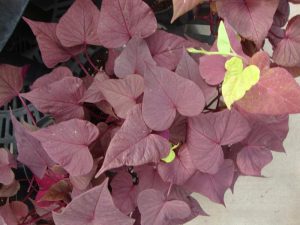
187,48 -> 200,53
161,149 -> 176,163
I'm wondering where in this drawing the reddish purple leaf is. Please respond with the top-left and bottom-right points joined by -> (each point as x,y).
80,72 -> 109,103
32,119 -> 99,176
158,145 -> 196,185
273,0 -> 290,27
142,65 -> 205,131
56,0 -> 101,47
96,105 -> 170,176
0,64 -> 23,107
249,51 -> 271,72
199,21 -> 247,85
0,201 -> 29,225
31,67 -> 72,90
137,189 -> 191,225
187,109 -> 250,174
23,18 -> 82,68
0,149 -> 16,185
273,15 -> 300,67
99,75 -> 144,119
98,0 -> 157,48
176,49 -> 216,103
171,0 -> 205,23
21,77 -> 85,122
114,37 -> 156,78
216,0 -> 279,46
53,179 -> 134,225
146,30 -> 191,70
237,146 -> 273,176
268,24 -> 285,47
111,170 -> 139,215
237,67 -> 300,114
11,113 -> 54,178
184,160 -> 234,204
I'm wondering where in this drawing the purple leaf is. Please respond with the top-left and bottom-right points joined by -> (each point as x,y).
96,105 -> 170,176
158,145 -> 196,185
0,148 -> 16,185
137,189 -> 191,225
237,146 -> 273,176
273,15 -> 300,67
32,119 -> 99,176
23,18 -> 82,68
176,49 -> 216,103
183,160 -> 234,204
171,0 -> 205,23
0,64 -> 23,107
187,109 -> 250,174
98,0 -> 157,48
10,112 -> 54,178
216,0 -> 279,46
199,21 -> 247,85
114,37 -> 156,78
80,72 -> 109,103
21,77 -> 86,122
237,67 -> 300,114
105,49 -> 121,75
53,179 -> 134,225
142,65 -> 205,131
146,30 -> 191,70
99,74 -> 144,118
31,67 -> 72,90
56,0 -> 101,47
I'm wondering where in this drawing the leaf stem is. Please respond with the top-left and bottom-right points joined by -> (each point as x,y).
17,94 -> 37,126
73,56 -> 90,77
84,46 -> 99,72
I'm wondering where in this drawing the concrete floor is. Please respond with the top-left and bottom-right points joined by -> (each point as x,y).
187,5 -> 300,225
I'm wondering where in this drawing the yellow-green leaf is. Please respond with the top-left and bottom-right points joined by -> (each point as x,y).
222,57 -> 260,109
161,149 -> 176,163
217,21 -> 231,54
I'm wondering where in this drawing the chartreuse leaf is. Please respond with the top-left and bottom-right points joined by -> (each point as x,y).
217,21 -> 231,54
222,57 -> 260,109
161,143 -> 180,163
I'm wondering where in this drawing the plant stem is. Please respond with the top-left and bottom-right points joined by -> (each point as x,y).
73,56 -> 90,77
18,95 -> 37,126
84,46 -> 99,72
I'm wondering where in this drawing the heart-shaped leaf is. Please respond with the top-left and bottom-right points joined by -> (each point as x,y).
146,30 -> 190,70
216,0 -> 279,46
222,57 -> 260,109
237,67 -> 300,114
158,145 -> 196,185
187,109 -> 250,174
217,21 -> 231,54
0,64 -> 23,107
273,15 -> 300,67
142,65 -> 205,131
56,0 -> 101,47
183,160 -> 234,204
98,0 -> 157,48
137,189 -> 191,225
114,37 -> 156,78
21,77 -> 86,122
176,49 -> 216,103
53,179 -> 134,225
96,105 -> 170,176
23,18 -> 82,68
32,119 -> 99,177
11,112 -> 54,178
31,67 -> 72,90
99,74 -> 144,119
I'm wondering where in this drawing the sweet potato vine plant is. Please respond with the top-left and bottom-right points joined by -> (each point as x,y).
1,0 -> 300,224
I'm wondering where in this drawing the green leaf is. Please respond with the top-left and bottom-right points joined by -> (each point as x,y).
222,57 -> 260,109
161,143 -> 180,163
217,21 -> 232,54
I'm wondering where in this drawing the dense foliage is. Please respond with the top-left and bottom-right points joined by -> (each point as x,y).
0,0 -> 300,224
